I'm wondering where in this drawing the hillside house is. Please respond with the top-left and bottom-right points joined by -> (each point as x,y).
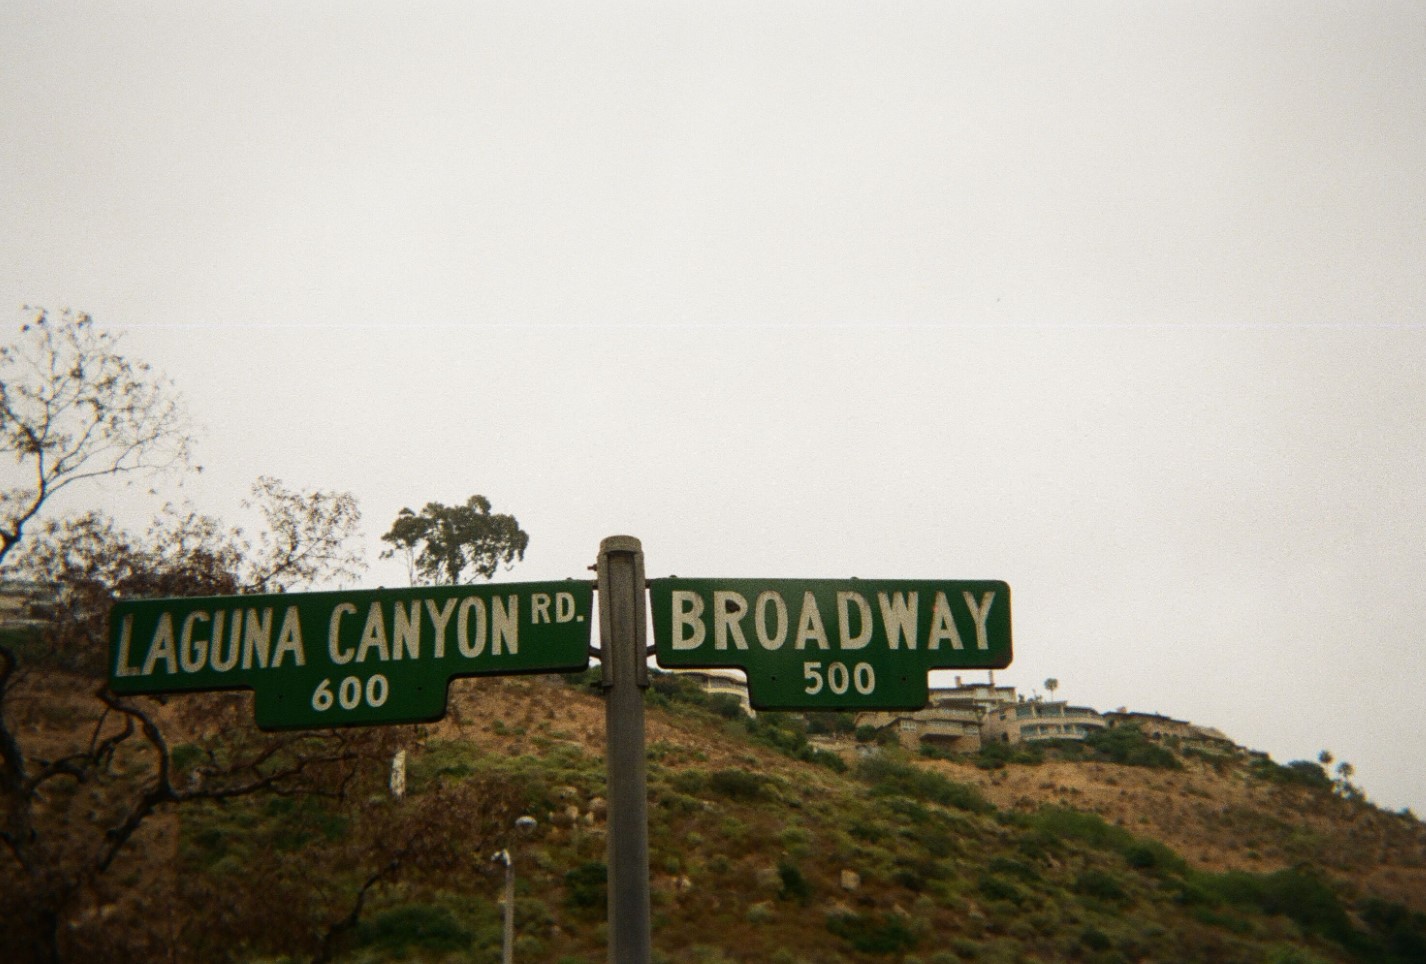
982,699 -> 1108,745
929,677 -> 1018,714
0,579 -> 55,630
676,668 -> 754,716
855,700 -> 983,753
1104,710 -> 1238,752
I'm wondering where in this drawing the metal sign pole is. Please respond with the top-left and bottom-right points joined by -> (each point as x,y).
597,535 -> 651,964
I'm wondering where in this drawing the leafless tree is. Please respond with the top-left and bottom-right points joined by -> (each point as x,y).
0,480 -> 373,963
0,308 -> 194,567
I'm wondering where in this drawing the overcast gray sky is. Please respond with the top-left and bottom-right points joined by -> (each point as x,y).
4,2 -> 1424,815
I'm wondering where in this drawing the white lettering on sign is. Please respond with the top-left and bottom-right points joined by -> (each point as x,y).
795,592 -> 829,650
273,607 -> 305,668
117,588 -> 579,679
671,591 -> 705,650
964,590 -> 996,650
836,592 -> 872,651
426,598 -> 456,658
556,592 -> 577,622
134,606 -> 309,676
755,591 -> 787,650
180,611 -> 209,673
713,591 -> 750,651
211,611 -> 238,671
329,603 -> 357,664
928,592 -> 963,650
311,673 -> 390,713
141,614 -> 176,676
458,597 -> 487,657
114,615 -> 140,677
492,596 -> 518,655
529,591 -> 579,625
356,603 -> 390,663
393,601 -> 420,660
667,588 -> 998,655
803,660 -> 876,696
242,608 -> 273,670
878,592 -> 917,650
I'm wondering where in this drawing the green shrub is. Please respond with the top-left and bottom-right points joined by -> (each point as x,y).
1248,757 -> 1334,790
708,768 -> 767,801
855,756 -> 994,814
1080,926 -> 1113,951
987,857 -> 1040,883
976,873 -> 1025,906
1029,806 -> 1135,853
669,769 -> 706,795
409,740 -> 485,786
1283,760 -> 1334,790
920,826 -> 956,859
777,861 -> 812,904
975,739 -> 1044,769
350,903 -> 472,955
885,795 -> 931,823
1186,867 -> 1361,950
1360,898 -> 1426,962
561,666 -> 601,689
1075,868 -> 1129,903
798,746 -> 849,773
805,710 -> 857,736
1046,738 -> 1087,761
1256,868 -> 1355,945
826,911 -> 919,954
565,861 -> 608,911
849,820 -> 885,843
1083,726 -> 1181,769
1123,839 -> 1187,876
708,693 -> 746,719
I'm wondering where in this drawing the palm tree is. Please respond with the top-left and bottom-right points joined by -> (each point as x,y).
1044,678 -> 1059,702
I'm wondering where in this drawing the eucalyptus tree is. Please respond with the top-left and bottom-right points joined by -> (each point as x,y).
380,494 -> 529,586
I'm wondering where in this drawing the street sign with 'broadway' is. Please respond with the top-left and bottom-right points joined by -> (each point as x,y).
650,578 -> 1011,711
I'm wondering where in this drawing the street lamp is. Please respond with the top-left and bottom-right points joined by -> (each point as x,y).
492,815 -> 538,964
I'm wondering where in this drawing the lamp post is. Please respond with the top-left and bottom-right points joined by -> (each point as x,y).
493,815 -> 538,964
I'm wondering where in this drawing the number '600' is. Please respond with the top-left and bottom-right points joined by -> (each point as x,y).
312,674 -> 389,712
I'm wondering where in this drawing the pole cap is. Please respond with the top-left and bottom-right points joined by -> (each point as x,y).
600,535 -> 642,553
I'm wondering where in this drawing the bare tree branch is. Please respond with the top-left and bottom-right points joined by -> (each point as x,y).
0,308 -> 195,567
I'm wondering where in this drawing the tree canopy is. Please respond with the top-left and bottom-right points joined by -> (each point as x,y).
380,495 -> 528,586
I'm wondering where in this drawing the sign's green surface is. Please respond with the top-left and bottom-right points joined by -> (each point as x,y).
650,578 -> 1011,711
109,581 -> 592,729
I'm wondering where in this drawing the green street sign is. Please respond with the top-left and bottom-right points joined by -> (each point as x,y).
650,578 -> 1011,711
109,581 -> 592,729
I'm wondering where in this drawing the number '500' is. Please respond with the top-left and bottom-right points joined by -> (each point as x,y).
802,661 -> 875,696
311,675 -> 390,712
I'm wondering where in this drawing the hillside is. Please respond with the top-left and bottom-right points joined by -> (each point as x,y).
5,669 -> 1425,963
